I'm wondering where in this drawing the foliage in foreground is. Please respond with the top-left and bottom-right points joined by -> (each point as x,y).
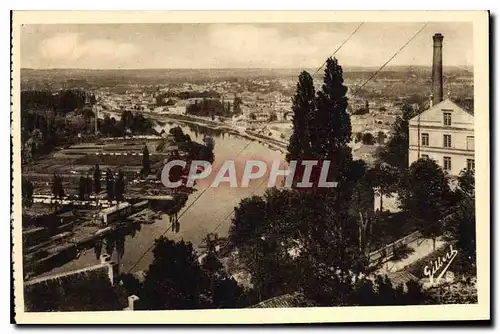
121,237 -> 250,310
228,188 -> 434,306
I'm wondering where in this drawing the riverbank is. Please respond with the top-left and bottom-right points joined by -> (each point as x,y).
150,112 -> 378,164
22,201 -> 163,279
152,112 -> 289,154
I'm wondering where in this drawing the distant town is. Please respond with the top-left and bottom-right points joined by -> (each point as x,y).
21,64 -> 473,165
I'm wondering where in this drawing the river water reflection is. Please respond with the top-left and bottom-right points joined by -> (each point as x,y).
43,122 -> 285,277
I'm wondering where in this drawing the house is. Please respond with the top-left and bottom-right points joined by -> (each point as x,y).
232,114 -> 248,129
408,32 -> 475,178
408,99 -> 474,177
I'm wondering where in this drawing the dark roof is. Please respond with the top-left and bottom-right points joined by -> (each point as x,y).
249,292 -> 315,308
451,98 -> 474,115
410,98 -> 474,121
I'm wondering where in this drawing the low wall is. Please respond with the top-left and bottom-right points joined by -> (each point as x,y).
24,256 -> 121,312
368,230 -> 422,268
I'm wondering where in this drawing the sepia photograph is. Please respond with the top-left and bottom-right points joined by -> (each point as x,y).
11,11 -> 490,324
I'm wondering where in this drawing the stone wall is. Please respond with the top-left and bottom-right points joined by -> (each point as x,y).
23,256 -> 125,312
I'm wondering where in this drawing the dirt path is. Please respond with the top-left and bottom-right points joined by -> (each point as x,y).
376,236 -> 447,275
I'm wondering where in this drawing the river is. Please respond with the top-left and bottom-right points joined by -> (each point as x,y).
43,121 -> 285,277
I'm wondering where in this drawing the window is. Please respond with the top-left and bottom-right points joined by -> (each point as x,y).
421,154 -> 429,159
421,133 -> 429,146
467,159 -> 475,170
443,156 -> 452,171
467,136 -> 474,150
443,134 -> 452,148
443,112 -> 452,126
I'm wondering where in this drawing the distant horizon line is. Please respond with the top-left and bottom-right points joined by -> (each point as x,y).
21,65 -> 473,71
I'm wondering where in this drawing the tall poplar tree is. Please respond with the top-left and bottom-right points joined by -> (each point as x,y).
286,71 -> 316,163
94,164 -> 101,194
312,57 -> 352,184
51,173 -> 59,200
22,178 -> 34,208
52,173 -> 64,200
85,174 -> 93,200
142,144 -> 151,176
78,176 -> 86,201
105,169 -> 115,201
114,170 -> 125,202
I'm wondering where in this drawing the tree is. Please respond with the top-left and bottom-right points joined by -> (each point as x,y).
136,237 -> 248,310
457,167 -> 475,197
349,160 -> 375,257
78,176 -> 86,201
228,196 -> 267,246
85,174 -> 93,200
142,145 -> 151,176
170,126 -> 190,143
312,57 -> 352,186
114,170 -> 125,202
376,103 -> 416,173
369,163 -> 399,212
105,169 -> 115,201
302,270 -> 431,307
443,194 -> 475,273
268,112 -> 278,122
100,115 -> 113,136
155,94 -> 167,106
203,135 -> 215,151
57,176 -> 64,199
139,237 -> 206,309
22,178 -> 34,208
233,96 -> 242,114
121,110 -> 134,131
201,252 -> 248,308
51,173 -> 64,200
229,190 -> 300,300
443,168 -> 476,273
286,71 -> 315,164
401,158 -> 454,250
228,189 -> 434,306
93,164 -> 101,195
51,173 -> 59,199
229,189 -> 364,301
307,57 -> 354,225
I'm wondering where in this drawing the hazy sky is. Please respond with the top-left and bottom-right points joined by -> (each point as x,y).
21,22 -> 473,69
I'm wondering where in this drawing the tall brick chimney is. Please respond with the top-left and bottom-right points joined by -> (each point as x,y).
431,33 -> 444,105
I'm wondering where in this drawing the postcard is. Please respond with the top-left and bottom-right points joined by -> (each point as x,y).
11,10 -> 490,324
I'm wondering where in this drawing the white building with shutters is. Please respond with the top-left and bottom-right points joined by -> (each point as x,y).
408,99 -> 475,177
